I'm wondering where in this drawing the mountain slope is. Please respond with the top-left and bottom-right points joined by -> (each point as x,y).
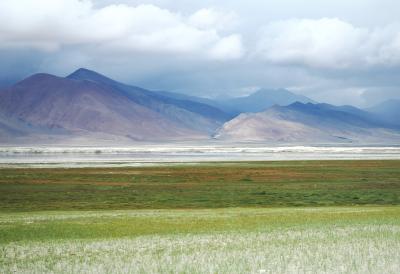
0,108 -> 69,143
67,68 -> 231,133
0,111 -> 39,141
0,72 -> 211,141
215,102 -> 400,143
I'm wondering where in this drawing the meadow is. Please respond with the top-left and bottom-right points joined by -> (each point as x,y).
1,207 -> 400,273
0,160 -> 399,211
1,160 -> 400,273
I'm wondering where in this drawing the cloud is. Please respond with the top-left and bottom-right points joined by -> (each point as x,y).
209,35 -> 244,60
256,18 -> 400,69
0,0 -> 244,60
0,0 -> 399,107
188,8 -> 237,31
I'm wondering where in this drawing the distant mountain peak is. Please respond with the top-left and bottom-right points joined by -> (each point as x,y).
67,68 -> 110,81
218,88 -> 315,114
288,101 -> 308,107
71,67 -> 91,74
252,88 -> 291,95
75,67 -> 92,72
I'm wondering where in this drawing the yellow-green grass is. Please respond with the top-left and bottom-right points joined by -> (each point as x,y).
0,160 -> 399,211
0,207 -> 399,273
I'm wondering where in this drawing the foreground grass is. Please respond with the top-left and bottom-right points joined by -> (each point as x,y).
0,160 -> 400,211
1,161 -> 399,273
0,207 -> 399,273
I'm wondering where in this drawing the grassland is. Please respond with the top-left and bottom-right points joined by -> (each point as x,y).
1,207 -> 400,273
0,160 -> 399,211
1,160 -> 400,273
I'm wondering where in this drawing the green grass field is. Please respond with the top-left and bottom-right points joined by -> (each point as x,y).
1,160 -> 400,273
1,160 -> 399,211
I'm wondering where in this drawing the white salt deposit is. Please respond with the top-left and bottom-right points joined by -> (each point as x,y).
0,144 -> 399,168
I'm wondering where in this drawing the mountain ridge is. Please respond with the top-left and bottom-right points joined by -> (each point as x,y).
215,101 -> 400,143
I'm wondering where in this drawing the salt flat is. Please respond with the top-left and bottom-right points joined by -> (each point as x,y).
1,144 -> 400,168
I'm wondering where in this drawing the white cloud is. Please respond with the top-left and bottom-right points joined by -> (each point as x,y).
188,8 -> 237,31
0,0 -> 244,60
256,18 -> 400,69
209,35 -> 244,60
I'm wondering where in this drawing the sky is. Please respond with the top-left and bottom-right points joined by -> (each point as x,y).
1,0 -> 400,107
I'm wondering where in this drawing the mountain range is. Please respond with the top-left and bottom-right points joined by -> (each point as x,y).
0,68 -> 399,144
215,102 -> 400,143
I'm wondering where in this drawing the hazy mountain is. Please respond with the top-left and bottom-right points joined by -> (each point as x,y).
216,88 -> 315,114
155,88 -> 315,116
0,69 -> 232,142
367,99 -> 400,127
215,102 -> 400,143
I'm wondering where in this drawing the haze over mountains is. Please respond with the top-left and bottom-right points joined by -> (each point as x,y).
367,100 -> 400,127
0,68 -> 399,144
